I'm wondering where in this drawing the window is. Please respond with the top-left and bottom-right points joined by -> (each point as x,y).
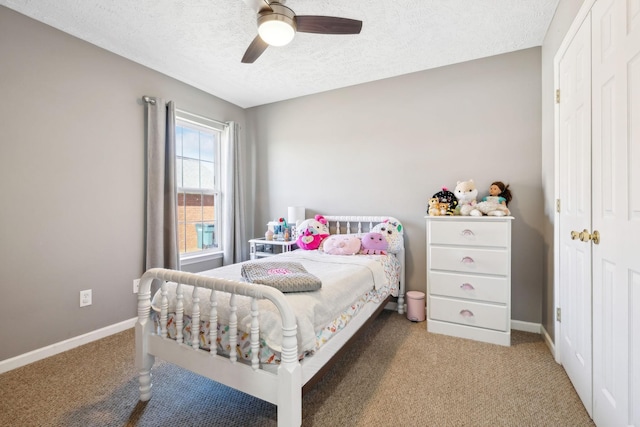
175,112 -> 224,259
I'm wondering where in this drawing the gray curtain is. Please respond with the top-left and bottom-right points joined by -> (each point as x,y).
221,121 -> 248,265
143,96 -> 179,272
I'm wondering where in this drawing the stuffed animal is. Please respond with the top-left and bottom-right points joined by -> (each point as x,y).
428,197 -> 441,216
322,234 -> 361,255
475,181 -> 513,216
295,214 -> 330,250
297,229 -> 324,251
371,219 -> 404,253
431,187 -> 458,215
438,202 -> 450,216
360,232 -> 388,255
453,179 -> 482,216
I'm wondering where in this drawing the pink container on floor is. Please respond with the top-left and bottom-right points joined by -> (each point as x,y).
406,291 -> 426,322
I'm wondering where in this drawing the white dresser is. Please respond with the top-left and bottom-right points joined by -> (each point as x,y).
425,216 -> 513,346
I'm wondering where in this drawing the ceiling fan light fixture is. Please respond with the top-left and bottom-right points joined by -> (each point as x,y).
242,2 -> 362,64
257,3 -> 296,46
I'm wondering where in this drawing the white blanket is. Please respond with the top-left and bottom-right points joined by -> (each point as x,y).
151,251 -> 392,354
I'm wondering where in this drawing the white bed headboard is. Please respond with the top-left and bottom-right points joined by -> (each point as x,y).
321,215 -> 400,235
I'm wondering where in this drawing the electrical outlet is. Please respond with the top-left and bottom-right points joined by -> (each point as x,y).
133,279 -> 140,294
80,289 -> 92,307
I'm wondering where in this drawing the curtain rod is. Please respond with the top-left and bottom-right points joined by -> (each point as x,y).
142,96 -> 228,128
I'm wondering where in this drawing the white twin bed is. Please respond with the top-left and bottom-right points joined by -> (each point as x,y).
135,215 -> 406,426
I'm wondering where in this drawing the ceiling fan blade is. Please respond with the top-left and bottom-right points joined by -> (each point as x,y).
240,0 -> 271,13
241,35 -> 269,63
295,16 -> 362,35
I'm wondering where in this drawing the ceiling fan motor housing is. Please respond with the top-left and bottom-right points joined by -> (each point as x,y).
258,3 -> 297,46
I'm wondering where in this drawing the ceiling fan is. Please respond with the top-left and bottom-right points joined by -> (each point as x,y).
241,0 -> 363,63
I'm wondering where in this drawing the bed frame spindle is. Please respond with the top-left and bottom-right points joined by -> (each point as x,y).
176,283 -> 184,344
250,298 -> 260,370
191,286 -> 200,350
209,290 -> 218,356
160,282 -> 168,338
229,294 -> 238,363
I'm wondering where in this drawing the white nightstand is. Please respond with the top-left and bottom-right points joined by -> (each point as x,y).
249,238 -> 297,260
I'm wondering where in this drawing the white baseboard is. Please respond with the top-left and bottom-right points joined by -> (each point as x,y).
540,324 -> 556,359
511,319 -> 542,334
0,315 -> 550,374
0,317 -> 137,374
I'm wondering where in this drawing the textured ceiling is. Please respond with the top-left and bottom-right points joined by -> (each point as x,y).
1,0 -> 559,108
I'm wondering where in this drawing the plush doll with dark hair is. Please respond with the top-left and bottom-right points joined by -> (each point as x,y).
476,181 -> 513,216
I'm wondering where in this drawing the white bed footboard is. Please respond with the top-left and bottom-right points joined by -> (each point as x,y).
135,268 -> 302,427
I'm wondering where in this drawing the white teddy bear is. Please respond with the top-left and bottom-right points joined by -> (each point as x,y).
453,179 -> 482,216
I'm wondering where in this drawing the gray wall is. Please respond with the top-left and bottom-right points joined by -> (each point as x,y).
1,1 -> 587,362
540,0 -> 586,342
0,7 -> 247,360
246,47 -> 545,324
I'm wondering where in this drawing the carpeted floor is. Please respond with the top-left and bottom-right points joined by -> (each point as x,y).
0,311 -> 594,426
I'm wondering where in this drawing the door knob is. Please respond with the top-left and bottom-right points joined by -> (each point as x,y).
571,230 -> 580,240
579,229 -> 591,242
578,229 -> 601,244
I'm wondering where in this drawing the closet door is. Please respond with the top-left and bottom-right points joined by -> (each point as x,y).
557,12 -> 593,416
591,0 -> 640,425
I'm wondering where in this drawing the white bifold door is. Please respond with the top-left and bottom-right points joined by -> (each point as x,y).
557,11 -> 593,416
556,0 -> 640,426
591,0 -> 640,426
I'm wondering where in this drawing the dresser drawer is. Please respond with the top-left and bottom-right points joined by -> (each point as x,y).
429,296 -> 508,331
429,271 -> 509,303
429,246 -> 509,276
428,220 -> 509,247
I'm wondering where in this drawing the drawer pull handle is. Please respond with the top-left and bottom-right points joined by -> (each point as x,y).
461,256 -> 475,264
460,229 -> 475,238
460,283 -> 475,291
460,309 -> 474,318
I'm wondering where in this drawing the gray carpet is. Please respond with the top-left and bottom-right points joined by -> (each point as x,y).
0,311 -> 594,426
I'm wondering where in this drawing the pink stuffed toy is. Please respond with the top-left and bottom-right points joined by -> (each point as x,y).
297,229 -> 324,250
296,214 -> 330,250
360,232 -> 388,255
322,234 -> 361,255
